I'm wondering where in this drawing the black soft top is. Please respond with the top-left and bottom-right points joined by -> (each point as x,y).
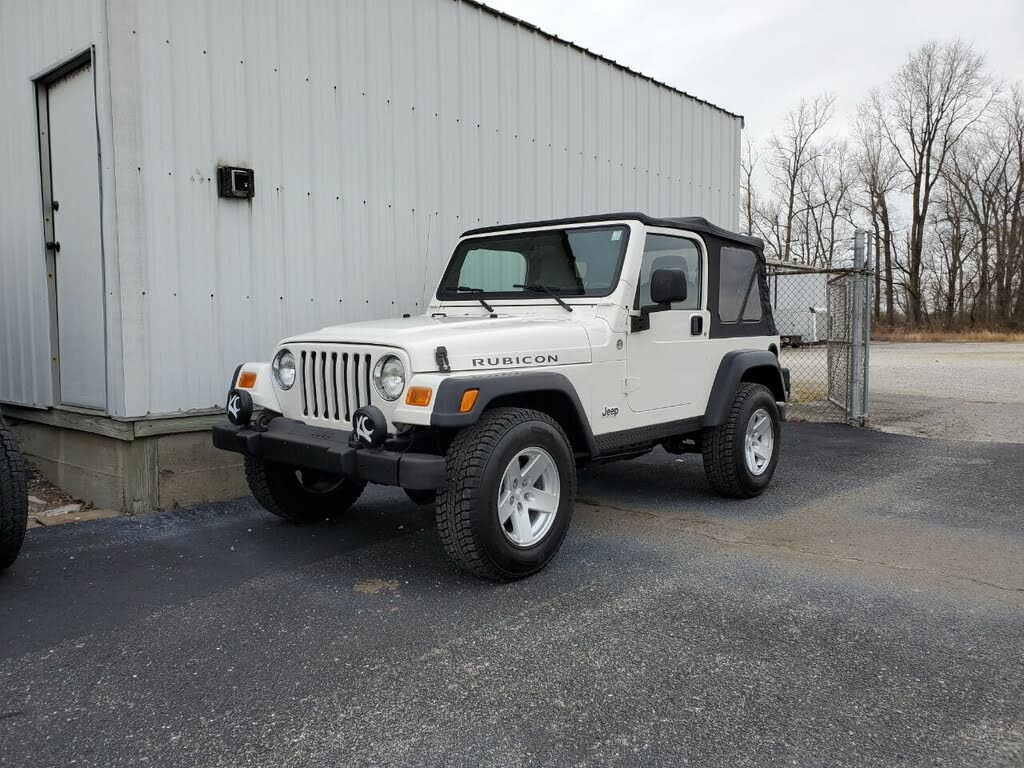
461,212 -> 775,340
462,212 -> 763,250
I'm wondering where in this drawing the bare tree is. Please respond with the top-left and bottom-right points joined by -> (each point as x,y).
864,40 -> 994,326
751,196 -> 787,261
994,87 -> 1024,322
764,94 -> 836,261
854,107 -> 902,324
931,184 -> 976,327
740,136 -> 760,237
947,135 -> 1002,322
945,84 -> 1024,325
808,140 -> 855,268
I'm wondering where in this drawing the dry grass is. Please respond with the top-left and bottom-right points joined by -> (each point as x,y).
872,328 -> 1024,343
790,383 -> 830,403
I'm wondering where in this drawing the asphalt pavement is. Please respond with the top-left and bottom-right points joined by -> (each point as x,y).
1,423 -> 1022,767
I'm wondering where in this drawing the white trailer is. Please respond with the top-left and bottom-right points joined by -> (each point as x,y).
769,270 -> 828,344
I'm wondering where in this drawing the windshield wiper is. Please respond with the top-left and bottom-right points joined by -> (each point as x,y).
513,284 -> 574,312
456,286 -> 494,313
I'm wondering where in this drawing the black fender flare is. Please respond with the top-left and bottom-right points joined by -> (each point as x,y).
704,350 -> 787,426
431,371 -> 597,456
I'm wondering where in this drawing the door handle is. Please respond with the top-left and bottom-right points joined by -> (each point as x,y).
691,315 -> 703,335
46,241 -> 61,253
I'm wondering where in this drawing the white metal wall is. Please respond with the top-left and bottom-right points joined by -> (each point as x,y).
3,0 -> 742,418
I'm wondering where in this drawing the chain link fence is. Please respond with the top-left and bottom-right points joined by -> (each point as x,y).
767,257 -> 872,424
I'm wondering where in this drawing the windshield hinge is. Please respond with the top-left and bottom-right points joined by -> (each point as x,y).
435,346 -> 451,373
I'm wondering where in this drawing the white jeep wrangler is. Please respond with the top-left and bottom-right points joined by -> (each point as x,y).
214,213 -> 789,581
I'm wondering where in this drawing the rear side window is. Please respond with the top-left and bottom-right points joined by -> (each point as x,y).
719,247 -> 763,323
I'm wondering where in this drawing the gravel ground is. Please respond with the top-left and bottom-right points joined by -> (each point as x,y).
868,342 -> 1024,442
2,423 -> 1022,768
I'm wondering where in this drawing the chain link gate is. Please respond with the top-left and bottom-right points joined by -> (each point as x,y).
766,236 -> 872,424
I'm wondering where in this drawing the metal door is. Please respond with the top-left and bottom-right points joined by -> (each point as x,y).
44,62 -> 106,409
626,308 -> 708,413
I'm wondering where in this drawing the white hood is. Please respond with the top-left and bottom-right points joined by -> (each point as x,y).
285,311 -> 597,372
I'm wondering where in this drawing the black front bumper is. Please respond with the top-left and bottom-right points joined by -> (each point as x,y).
213,418 -> 447,490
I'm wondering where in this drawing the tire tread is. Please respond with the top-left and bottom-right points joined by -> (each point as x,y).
0,420 -> 29,571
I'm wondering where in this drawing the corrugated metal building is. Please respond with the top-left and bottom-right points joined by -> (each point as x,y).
0,0 -> 742,510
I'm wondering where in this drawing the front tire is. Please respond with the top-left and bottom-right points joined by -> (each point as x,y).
0,419 -> 28,571
435,408 -> 575,581
701,383 -> 781,498
244,456 -> 366,523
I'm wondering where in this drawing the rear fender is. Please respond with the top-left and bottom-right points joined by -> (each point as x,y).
704,351 -> 786,426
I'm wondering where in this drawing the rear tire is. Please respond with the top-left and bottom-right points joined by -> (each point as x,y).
701,383 -> 781,498
435,408 -> 575,581
244,456 -> 365,523
0,418 -> 29,571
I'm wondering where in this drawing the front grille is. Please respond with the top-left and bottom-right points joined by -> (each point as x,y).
297,347 -> 374,425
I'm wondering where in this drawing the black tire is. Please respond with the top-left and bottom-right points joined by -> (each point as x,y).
435,408 -> 575,582
404,488 -> 436,506
0,419 -> 29,571
244,456 -> 365,523
701,383 -> 781,499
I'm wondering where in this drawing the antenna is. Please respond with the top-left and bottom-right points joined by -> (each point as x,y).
419,212 -> 433,315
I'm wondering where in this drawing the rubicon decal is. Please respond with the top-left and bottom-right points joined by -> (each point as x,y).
471,354 -> 559,368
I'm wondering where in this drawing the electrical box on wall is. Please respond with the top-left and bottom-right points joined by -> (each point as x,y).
217,166 -> 254,199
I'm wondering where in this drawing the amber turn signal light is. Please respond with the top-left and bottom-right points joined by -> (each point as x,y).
459,388 -> 479,413
237,371 -> 257,388
405,386 -> 432,406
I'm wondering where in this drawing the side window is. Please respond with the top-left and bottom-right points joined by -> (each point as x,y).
636,234 -> 702,310
718,247 -> 763,323
458,249 -> 527,292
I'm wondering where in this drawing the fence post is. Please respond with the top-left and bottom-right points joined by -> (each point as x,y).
862,234 -> 873,422
849,231 -> 867,425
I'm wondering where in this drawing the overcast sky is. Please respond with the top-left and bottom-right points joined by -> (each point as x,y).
486,0 -> 1024,141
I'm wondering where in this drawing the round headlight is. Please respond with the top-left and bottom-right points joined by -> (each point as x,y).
272,348 -> 296,390
372,355 -> 406,401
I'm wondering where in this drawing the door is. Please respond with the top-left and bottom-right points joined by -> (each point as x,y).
44,61 -> 106,409
626,232 -> 708,413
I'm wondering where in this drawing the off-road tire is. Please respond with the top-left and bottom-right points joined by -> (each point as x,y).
0,419 -> 29,571
435,408 -> 575,581
404,488 -> 436,506
244,456 -> 365,523
701,383 -> 781,499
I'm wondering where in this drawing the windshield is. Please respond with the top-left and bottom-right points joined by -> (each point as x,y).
437,225 -> 630,300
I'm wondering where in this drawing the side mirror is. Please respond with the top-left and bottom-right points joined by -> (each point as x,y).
631,268 -> 689,332
650,268 -> 687,305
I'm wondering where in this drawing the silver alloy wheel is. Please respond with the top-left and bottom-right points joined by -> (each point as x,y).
497,446 -> 560,548
744,408 -> 774,476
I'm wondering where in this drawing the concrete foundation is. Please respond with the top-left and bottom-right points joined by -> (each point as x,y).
4,406 -> 246,513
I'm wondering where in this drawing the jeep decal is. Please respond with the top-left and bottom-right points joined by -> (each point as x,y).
471,354 -> 559,368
